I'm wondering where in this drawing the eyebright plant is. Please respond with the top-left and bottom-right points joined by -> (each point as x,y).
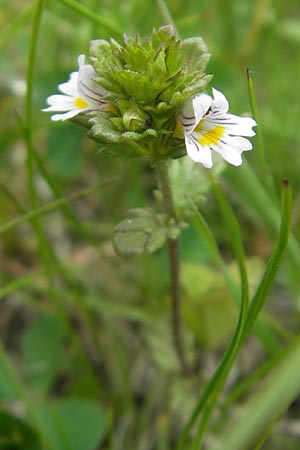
42,25 -> 257,375
43,25 -> 256,167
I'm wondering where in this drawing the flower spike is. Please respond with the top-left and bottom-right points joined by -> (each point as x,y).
42,55 -> 109,121
179,88 -> 257,168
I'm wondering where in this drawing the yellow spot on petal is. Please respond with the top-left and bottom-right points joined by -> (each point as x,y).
74,97 -> 89,109
173,121 -> 184,138
105,103 -> 114,113
196,125 -> 224,146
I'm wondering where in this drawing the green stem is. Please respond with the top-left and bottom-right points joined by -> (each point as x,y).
25,0 -> 45,210
168,237 -> 189,373
156,0 -> 180,38
24,0 -> 56,287
0,178 -> 118,235
58,0 -> 123,37
246,68 -> 277,201
155,160 -> 190,375
177,176 -> 250,450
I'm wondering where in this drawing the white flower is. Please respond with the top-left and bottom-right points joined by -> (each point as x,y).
179,88 -> 257,168
42,55 -> 109,121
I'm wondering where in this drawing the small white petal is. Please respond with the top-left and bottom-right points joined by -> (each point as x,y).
225,135 -> 253,152
212,140 -> 243,166
223,114 -> 256,136
211,88 -> 229,113
78,54 -> 85,67
78,57 -> 107,106
58,71 -> 79,97
51,109 -> 84,121
179,106 -> 196,133
42,95 -> 76,111
192,93 -> 212,127
212,134 -> 253,165
185,134 -> 213,168
204,114 -> 256,137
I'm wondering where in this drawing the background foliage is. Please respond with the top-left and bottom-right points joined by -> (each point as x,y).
0,0 -> 300,449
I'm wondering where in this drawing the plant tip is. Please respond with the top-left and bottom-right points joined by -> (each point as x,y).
283,179 -> 289,188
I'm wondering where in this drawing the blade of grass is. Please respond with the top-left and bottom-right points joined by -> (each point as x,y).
156,0 -> 180,38
247,67 -> 276,199
24,0 -> 57,288
1,164 -> 128,400
206,179 -> 292,450
189,198 -> 237,297
191,175 -> 250,449
189,196 -> 282,355
243,180 -> 292,339
25,0 -> 44,211
210,334 -> 300,450
177,176 -> 249,450
14,110 -> 111,245
194,179 -> 292,448
0,178 -> 118,235
209,175 -> 249,302
57,0 -> 123,38
0,179 -> 128,392
240,0 -> 272,67
222,342 -> 292,410
32,150 -> 85,232
16,111 -> 88,234
178,178 -> 291,449
0,3 -> 34,48
225,162 -> 300,271
0,270 -> 42,301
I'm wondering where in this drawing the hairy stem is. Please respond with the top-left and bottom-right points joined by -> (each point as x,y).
156,159 -> 191,375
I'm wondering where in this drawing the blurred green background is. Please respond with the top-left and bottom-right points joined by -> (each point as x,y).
1,0 -> 300,449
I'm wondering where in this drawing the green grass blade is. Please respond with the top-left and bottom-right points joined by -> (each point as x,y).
189,198 -> 238,297
247,68 -> 275,197
0,4 -> 34,48
32,150 -> 87,233
177,178 -> 249,450
24,0 -> 57,285
223,343 -> 292,410
189,196 -> 281,355
210,334 -> 300,450
25,0 -> 45,211
14,111 -> 102,243
0,271 -> 42,302
191,176 -> 250,448
207,179 -> 292,450
58,0 -> 123,37
0,178 -> 118,235
209,175 -> 249,305
243,180 -> 292,339
180,179 -> 291,449
225,162 -> 300,270
156,0 -> 180,38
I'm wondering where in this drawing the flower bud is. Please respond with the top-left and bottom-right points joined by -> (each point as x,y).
122,105 -> 150,132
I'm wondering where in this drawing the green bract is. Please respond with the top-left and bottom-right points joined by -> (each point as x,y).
89,25 -> 211,159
